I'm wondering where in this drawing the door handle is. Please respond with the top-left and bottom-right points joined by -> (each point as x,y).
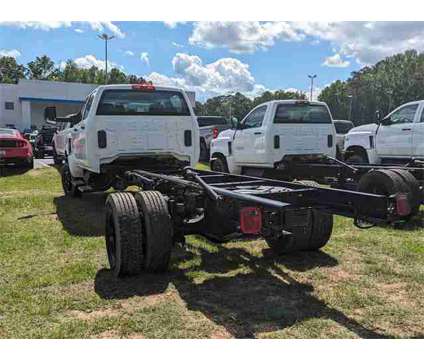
254,132 -> 262,135
402,128 -> 411,131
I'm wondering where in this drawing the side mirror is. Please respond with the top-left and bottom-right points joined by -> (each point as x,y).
44,107 -> 57,122
236,119 -> 244,130
375,110 -> 381,123
381,116 -> 391,126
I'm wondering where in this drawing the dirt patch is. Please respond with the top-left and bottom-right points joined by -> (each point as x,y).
93,330 -> 121,339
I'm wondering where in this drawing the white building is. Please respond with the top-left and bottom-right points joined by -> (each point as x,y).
0,79 -> 97,131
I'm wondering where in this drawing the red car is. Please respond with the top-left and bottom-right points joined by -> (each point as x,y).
0,128 -> 34,169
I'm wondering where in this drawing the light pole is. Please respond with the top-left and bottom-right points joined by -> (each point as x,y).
97,33 -> 115,84
308,74 -> 317,101
348,95 -> 353,122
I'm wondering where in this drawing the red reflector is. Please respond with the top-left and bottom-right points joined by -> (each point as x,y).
240,207 -> 262,234
396,193 -> 411,217
132,83 -> 155,91
212,127 -> 219,139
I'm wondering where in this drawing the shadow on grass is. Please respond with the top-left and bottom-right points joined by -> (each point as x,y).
94,241 -> 392,339
53,192 -> 108,236
0,166 -> 32,177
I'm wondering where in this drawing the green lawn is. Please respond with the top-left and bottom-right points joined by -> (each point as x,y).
0,166 -> 423,338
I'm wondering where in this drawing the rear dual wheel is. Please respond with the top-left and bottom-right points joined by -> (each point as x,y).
61,164 -> 81,198
105,191 -> 173,277
357,169 -> 420,219
265,181 -> 334,255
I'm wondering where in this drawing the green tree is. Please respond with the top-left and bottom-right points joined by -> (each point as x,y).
27,55 -> 60,80
0,56 -> 26,83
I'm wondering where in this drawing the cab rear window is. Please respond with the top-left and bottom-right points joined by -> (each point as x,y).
274,104 -> 332,124
96,90 -> 191,116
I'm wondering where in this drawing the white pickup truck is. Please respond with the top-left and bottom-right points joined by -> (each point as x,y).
52,83 -> 199,196
344,100 -> 424,164
210,100 -> 336,174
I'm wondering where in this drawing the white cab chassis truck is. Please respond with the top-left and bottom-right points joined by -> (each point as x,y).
49,89 -> 417,275
210,100 -> 424,220
344,100 -> 424,165
53,83 -> 199,196
210,100 -> 336,177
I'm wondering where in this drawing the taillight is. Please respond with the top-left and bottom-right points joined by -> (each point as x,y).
132,83 -> 155,91
212,127 -> 219,139
396,193 -> 411,217
240,207 -> 262,234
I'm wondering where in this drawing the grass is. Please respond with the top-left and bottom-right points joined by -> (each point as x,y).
0,165 -> 423,338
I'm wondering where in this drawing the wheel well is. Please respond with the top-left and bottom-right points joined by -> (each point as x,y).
345,146 -> 369,162
211,152 -> 226,161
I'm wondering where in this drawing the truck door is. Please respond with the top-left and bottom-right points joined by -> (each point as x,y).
413,104 -> 424,158
376,103 -> 418,157
233,105 -> 267,165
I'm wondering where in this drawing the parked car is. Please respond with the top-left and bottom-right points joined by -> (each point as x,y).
0,128 -> 33,168
52,83 -> 199,196
34,126 -> 57,159
333,119 -> 354,158
197,116 -> 233,161
344,100 -> 424,164
210,100 -> 336,174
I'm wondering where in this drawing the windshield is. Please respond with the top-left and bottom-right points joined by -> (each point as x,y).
274,103 -> 332,124
334,121 -> 354,134
97,90 -> 191,116
197,117 -> 227,127
0,128 -> 15,135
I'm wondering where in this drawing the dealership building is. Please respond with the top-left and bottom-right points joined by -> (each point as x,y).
0,79 -> 97,131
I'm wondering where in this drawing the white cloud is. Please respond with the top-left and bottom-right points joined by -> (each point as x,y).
74,28 -> 84,34
145,52 -> 265,100
0,21 -> 72,30
88,21 -> 125,39
188,21 -> 424,65
68,55 -> 122,71
124,50 -> 134,56
0,21 -> 125,39
140,52 -> 150,66
164,21 -> 186,29
293,21 -> 424,65
0,49 -> 21,58
189,21 -> 304,53
322,53 -> 350,68
171,41 -> 184,48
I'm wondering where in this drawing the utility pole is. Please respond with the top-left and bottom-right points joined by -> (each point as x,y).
97,33 -> 115,84
348,95 -> 353,122
308,74 -> 317,101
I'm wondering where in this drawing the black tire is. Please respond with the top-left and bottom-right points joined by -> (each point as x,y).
265,180 -> 333,254
346,153 -> 368,164
358,169 -> 412,219
388,169 -> 421,216
52,147 -> 62,165
61,164 -> 81,198
133,191 -> 173,272
105,192 -> 144,277
199,139 -> 209,162
211,156 -> 229,173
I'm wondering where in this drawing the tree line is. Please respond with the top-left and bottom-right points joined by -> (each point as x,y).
6,50 -> 423,124
318,50 -> 424,125
0,55 -> 145,85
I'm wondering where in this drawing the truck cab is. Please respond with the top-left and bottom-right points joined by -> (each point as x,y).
210,100 -> 336,174
344,100 -> 424,164
55,83 -> 199,196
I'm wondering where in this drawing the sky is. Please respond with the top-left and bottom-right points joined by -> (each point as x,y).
1,21 -> 424,101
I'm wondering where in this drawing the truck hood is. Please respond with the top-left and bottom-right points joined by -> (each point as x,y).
216,129 -> 235,139
348,123 -> 378,134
